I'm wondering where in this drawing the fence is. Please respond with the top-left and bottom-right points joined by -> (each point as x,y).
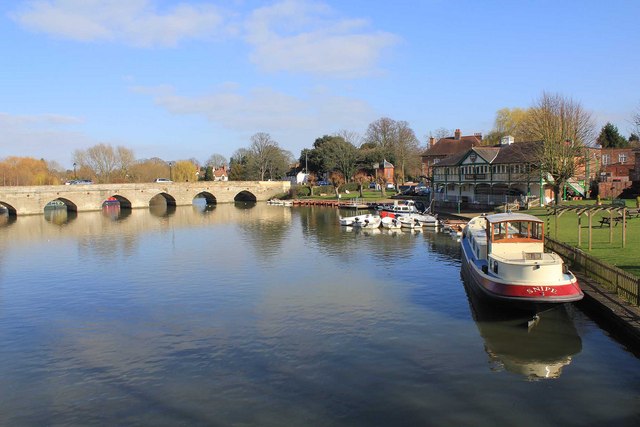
545,237 -> 639,306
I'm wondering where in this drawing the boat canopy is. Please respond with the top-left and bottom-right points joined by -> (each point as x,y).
485,213 -> 544,243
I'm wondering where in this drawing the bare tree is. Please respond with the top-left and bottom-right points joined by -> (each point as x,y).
523,92 -> 595,203
633,105 -> 640,137
206,153 -> 227,169
335,129 -> 362,147
250,132 -> 280,181
395,121 -> 421,183
365,117 -> 397,151
427,127 -> 453,141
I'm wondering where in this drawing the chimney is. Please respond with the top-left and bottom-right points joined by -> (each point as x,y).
429,136 -> 435,147
454,129 -> 461,140
500,135 -> 514,146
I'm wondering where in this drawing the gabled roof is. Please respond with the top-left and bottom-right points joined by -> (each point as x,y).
433,141 -> 543,167
492,141 -> 542,164
422,134 -> 482,157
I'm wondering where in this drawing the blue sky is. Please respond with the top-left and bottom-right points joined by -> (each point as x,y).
1,0 -> 639,168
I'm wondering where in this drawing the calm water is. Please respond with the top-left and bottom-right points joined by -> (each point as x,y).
1,203 -> 639,426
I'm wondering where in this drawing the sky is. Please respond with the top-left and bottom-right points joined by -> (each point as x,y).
1,0 -> 639,168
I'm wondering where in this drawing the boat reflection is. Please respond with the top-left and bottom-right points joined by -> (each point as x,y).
462,274 -> 582,380
101,203 -> 131,222
44,206 -> 77,226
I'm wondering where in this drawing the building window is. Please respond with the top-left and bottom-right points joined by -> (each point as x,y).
433,158 -> 440,164
619,153 -> 627,164
602,154 -> 610,166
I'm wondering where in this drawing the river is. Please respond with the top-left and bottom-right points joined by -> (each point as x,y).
0,203 -> 638,426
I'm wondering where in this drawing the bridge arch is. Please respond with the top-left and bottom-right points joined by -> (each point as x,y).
45,197 -> 78,212
0,201 -> 17,217
234,190 -> 257,202
149,192 -> 177,207
194,191 -> 217,205
103,195 -> 132,209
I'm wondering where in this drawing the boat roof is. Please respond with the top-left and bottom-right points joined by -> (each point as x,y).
484,212 -> 543,224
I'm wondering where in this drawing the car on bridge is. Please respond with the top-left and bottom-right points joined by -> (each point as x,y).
65,179 -> 93,185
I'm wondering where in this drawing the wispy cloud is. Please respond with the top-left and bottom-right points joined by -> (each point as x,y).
133,84 -> 375,138
11,0 -> 226,47
245,0 -> 399,77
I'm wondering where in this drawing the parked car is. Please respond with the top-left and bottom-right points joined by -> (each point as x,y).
154,178 -> 173,183
66,179 -> 93,185
317,180 -> 329,186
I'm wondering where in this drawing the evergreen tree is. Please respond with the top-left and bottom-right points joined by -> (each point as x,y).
597,122 -> 628,148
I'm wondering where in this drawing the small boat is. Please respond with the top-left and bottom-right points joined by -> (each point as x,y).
267,199 -> 292,206
380,216 -> 402,230
339,213 -> 375,227
379,200 -> 424,215
397,215 -> 423,229
460,212 -> 583,311
351,214 -> 381,229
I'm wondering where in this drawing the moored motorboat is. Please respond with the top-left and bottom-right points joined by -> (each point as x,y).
339,213 -> 375,227
397,215 -> 423,229
460,212 -> 583,311
380,216 -> 402,230
351,214 -> 381,228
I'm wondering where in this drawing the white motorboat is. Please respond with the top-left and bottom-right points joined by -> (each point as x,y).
339,213 -> 375,227
351,214 -> 381,229
380,216 -> 402,230
397,215 -> 423,229
460,213 -> 583,311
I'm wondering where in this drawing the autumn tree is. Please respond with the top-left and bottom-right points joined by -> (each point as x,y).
353,171 -> 368,197
329,171 -> 345,197
522,92 -> 595,203
0,156 -> 60,186
128,157 -> 171,183
172,160 -> 199,182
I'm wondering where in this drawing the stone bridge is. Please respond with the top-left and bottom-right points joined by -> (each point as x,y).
0,181 -> 291,216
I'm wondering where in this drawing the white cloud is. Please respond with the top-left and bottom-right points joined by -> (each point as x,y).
245,0 -> 399,77
12,0 -> 225,47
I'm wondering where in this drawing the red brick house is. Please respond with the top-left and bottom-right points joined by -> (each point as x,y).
421,129 -> 483,180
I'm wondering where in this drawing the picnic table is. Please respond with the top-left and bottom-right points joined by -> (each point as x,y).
598,208 -> 640,227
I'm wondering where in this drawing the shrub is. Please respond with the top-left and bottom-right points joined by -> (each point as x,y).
294,185 -> 311,197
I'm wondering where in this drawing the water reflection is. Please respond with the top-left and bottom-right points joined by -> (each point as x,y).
462,275 -> 582,380
149,204 -> 176,218
44,206 -> 77,225
101,204 -> 132,222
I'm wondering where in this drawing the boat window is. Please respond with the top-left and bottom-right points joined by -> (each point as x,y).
509,221 -> 529,238
531,222 -> 543,240
493,223 -> 507,241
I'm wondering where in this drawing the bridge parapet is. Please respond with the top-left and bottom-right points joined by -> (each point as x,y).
0,181 -> 290,215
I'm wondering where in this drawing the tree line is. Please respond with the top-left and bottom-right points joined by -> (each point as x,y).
2,94 -> 640,192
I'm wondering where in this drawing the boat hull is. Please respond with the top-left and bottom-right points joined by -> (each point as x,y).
461,240 -> 583,311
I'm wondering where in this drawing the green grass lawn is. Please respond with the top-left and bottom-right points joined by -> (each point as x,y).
525,199 -> 640,277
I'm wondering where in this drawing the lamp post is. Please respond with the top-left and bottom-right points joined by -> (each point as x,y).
73,162 -> 77,180
169,162 -> 173,181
